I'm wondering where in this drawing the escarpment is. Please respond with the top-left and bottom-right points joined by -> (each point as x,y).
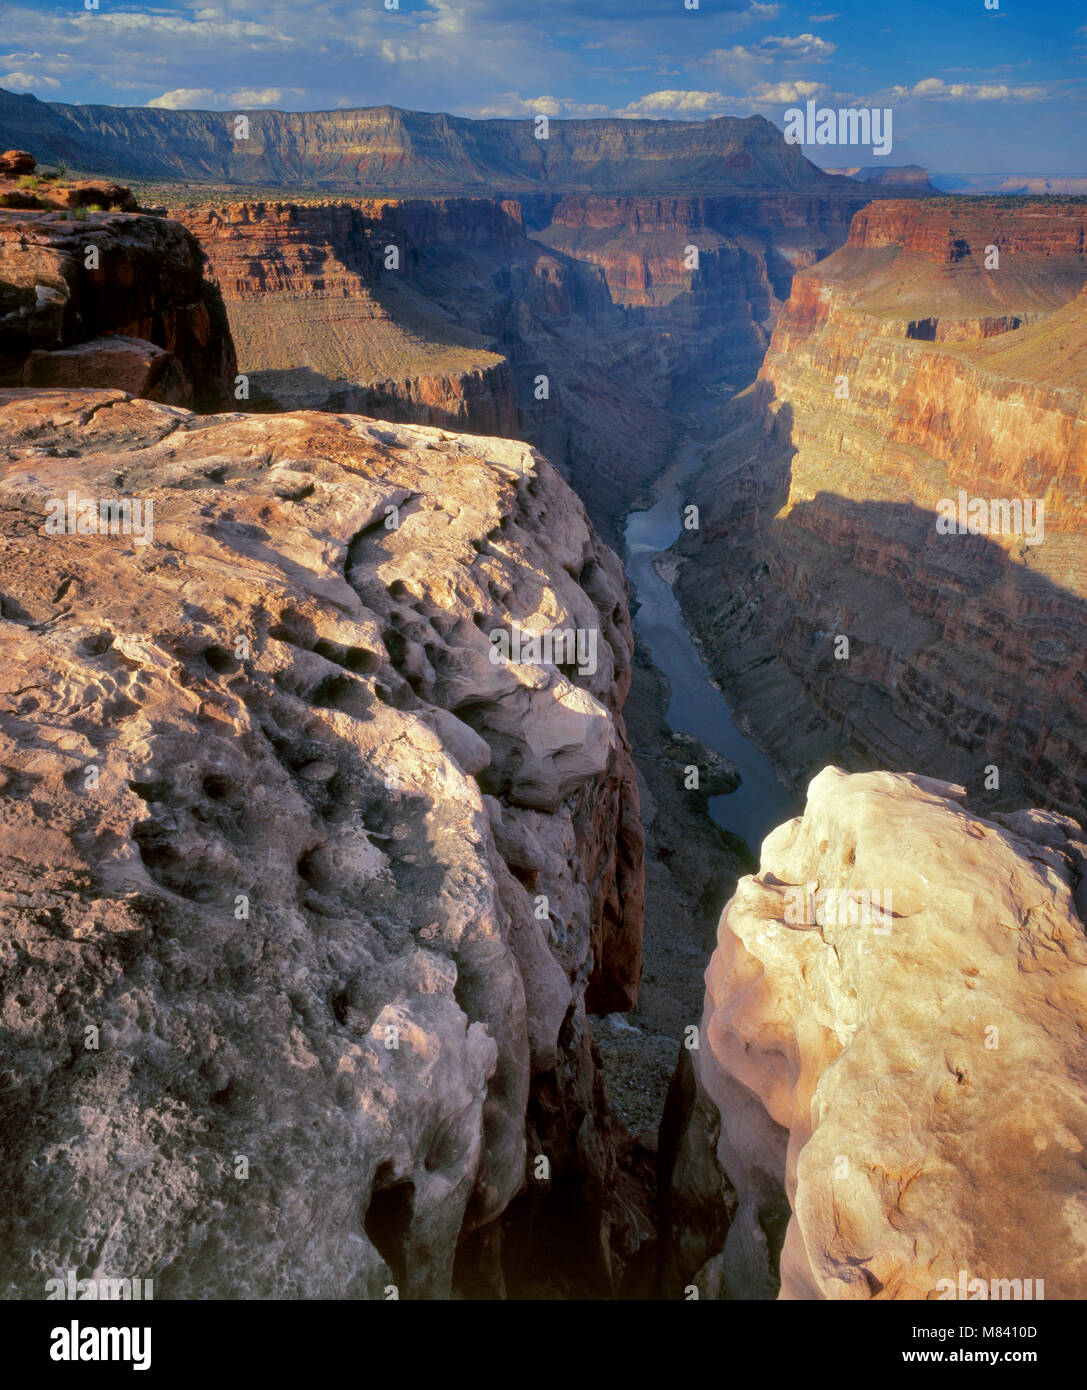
676,198 -> 1087,820
0,387 -> 646,1298
171,186 -> 877,538
661,768 -> 1087,1300
0,94 -> 854,194
0,204 -> 236,409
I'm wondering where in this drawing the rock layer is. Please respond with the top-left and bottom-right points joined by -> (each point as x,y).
664,768 -> 1087,1300
0,386 -> 645,1299
0,92 -> 849,194
0,208 -> 236,409
677,198 -> 1087,820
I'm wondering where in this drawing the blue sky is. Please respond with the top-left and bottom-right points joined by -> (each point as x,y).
3,0 -> 1086,171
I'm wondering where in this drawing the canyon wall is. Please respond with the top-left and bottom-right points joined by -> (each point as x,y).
172,188 -> 883,535
171,199 -> 523,434
537,193 -> 866,387
0,385 -> 646,1298
0,91 -> 849,194
661,768 -> 1087,1300
0,206 -> 236,409
677,198 -> 1087,820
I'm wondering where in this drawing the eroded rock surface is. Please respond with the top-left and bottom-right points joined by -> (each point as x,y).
0,209 -> 236,409
0,387 -> 644,1298
664,768 -> 1087,1300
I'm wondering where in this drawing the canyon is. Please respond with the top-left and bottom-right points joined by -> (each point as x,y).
164,188 -> 876,535
676,197 -> 1087,820
0,105 -> 1085,1306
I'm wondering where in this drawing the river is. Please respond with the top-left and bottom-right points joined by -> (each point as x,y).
623,418 -> 798,855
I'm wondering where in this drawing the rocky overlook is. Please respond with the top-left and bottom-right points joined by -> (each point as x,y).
0,185 -> 236,410
676,198 -> 1087,821
663,768 -> 1087,1300
0,385 -> 648,1298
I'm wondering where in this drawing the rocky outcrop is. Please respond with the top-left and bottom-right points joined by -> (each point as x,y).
0,151 -> 138,214
0,386 -> 645,1299
662,768 -> 1087,1300
676,198 -> 1087,821
0,208 -> 236,409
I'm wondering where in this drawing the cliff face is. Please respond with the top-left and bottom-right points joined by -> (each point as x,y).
0,90 -> 843,194
537,193 -> 865,386
662,768 -> 1087,1300
171,199 -> 523,434
677,198 -> 1087,820
0,386 -> 645,1298
168,196 -> 683,531
0,207 -> 236,409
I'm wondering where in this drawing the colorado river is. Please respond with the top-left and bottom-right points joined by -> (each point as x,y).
624,421 -> 798,854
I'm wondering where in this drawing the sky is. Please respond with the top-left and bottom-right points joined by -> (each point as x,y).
2,0 -> 1085,173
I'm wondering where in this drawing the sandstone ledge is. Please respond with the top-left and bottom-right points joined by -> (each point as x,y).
0,388 -> 644,1298
668,768 -> 1087,1300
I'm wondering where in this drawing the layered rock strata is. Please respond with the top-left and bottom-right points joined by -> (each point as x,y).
0,208 -> 236,409
0,93 -> 859,194
0,387 -> 645,1299
677,199 -> 1087,820
662,768 -> 1087,1300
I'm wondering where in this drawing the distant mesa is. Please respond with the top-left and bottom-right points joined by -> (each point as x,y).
0,86 -> 898,196
822,163 -> 937,191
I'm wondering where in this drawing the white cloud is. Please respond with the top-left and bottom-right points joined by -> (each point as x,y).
749,79 -> 830,105
148,86 -> 302,109
229,88 -> 301,107
757,33 -> 836,59
808,11 -> 839,20
148,88 -> 217,109
1,70 -> 60,90
890,78 -> 1047,101
474,92 -> 612,119
618,90 -> 731,117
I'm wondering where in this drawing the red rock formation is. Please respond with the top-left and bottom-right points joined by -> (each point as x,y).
677,198 -> 1087,820
0,149 -> 34,176
171,199 -> 522,435
0,207 -> 236,408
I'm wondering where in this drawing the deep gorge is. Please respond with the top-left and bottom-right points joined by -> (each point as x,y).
1,112 -> 1085,1303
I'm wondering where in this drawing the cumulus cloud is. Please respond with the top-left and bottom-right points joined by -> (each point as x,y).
1,71 -> 60,90
475,92 -> 613,119
617,90 -> 731,117
890,77 -> 1047,100
147,88 -> 217,109
148,86 -> 302,109
749,79 -> 830,105
757,33 -> 836,59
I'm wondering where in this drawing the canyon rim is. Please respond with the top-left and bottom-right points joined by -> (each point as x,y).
0,0 -> 1085,1364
